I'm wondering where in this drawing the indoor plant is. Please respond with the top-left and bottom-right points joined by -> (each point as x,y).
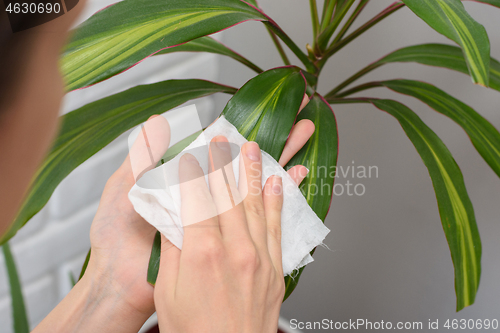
2,0 -> 500,330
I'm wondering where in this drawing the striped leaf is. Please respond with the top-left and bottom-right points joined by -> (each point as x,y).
402,0 -> 490,86
283,94 -> 339,300
371,99 -> 481,311
326,44 -> 500,99
62,0 -> 266,91
155,36 -> 263,73
473,0 -> 500,8
222,66 -> 307,160
2,243 -> 30,333
147,232 -> 162,286
78,249 -> 91,281
379,80 -> 500,178
375,44 -> 500,92
0,80 -> 236,245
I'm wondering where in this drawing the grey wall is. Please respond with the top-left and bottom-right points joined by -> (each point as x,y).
213,0 -> 500,331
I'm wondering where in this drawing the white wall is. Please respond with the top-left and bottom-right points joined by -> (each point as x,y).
213,0 -> 500,331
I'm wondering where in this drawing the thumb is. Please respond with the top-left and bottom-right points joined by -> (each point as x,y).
156,233 -> 181,293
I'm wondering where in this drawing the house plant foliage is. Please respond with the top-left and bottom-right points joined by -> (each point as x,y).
3,3 -> 500,329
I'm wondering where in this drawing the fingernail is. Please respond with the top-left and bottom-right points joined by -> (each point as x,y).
182,153 -> 199,165
214,136 -> 230,151
245,142 -> 260,161
272,176 -> 282,195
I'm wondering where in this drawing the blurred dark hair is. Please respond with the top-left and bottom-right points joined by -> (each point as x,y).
0,5 -> 34,111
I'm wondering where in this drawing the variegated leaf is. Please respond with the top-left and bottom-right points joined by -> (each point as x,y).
371,99 -> 481,311
379,80 -> 500,178
222,66 -> 307,160
402,0 -> 490,86
62,0 -> 266,91
155,36 -> 263,73
283,94 -> 338,300
1,80 -> 236,245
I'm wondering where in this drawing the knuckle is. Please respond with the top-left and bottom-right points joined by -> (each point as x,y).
267,225 -> 282,244
245,199 -> 266,220
232,244 -> 260,271
199,238 -> 225,262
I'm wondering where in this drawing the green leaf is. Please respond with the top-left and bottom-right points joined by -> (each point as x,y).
1,80 -> 236,245
473,0 -> 500,8
157,130 -> 203,167
371,99 -> 481,311
376,44 -> 500,92
402,0 -> 490,86
2,243 -> 30,333
147,231 -> 162,286
326,43 -> 500,99
283,94 -> 339,300
78,249 -> 91,281
155,36 -> 263,73
222,66 -> 307,160
244,0 -> 260,8
379,80 -> 500,178
62,0 -> 266,91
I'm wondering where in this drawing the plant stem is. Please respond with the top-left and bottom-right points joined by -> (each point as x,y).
3,243 -> 30,333
317,0 -> 356,51
264,21 -> 317,73
320,0 -> 337,31
266,26 -> 291,66
325,61 -> 381,98
310,0 -> 320,40
318,1 -> 404,69
332,81 -> 383,98
331,0 -> 370,45
326,97 -> 373,104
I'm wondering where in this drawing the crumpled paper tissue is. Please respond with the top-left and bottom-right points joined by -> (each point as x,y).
128,115 -> 330,276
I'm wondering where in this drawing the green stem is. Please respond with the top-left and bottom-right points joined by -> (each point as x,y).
333,81 -> 383,98
320,0 -> 337,31
3,243 -> 30,333
326,97 -> 373,104
78,248 -> 91,281
266,26 -> 291,66
310,0 -> 320,40
325,61 -> 381,98
332,0 -> 370,44
317,0 -> 356,51
264,21 -> 317,73
318,1 -> 404,69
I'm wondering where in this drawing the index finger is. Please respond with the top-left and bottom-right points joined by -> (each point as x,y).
179,153 -> 221,244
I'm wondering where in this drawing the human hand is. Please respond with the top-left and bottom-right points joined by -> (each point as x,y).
154,128 -> 313,333
46,103 -> 313,332
84,112 -> 313,316
33,116 -> 171,332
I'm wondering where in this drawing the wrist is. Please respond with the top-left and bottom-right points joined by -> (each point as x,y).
33,263 -> 152,333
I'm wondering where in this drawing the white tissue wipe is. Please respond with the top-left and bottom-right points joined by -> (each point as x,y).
128,116 -> 330,276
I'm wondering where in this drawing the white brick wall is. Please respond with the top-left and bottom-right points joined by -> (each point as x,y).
0,1 -> 221,332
